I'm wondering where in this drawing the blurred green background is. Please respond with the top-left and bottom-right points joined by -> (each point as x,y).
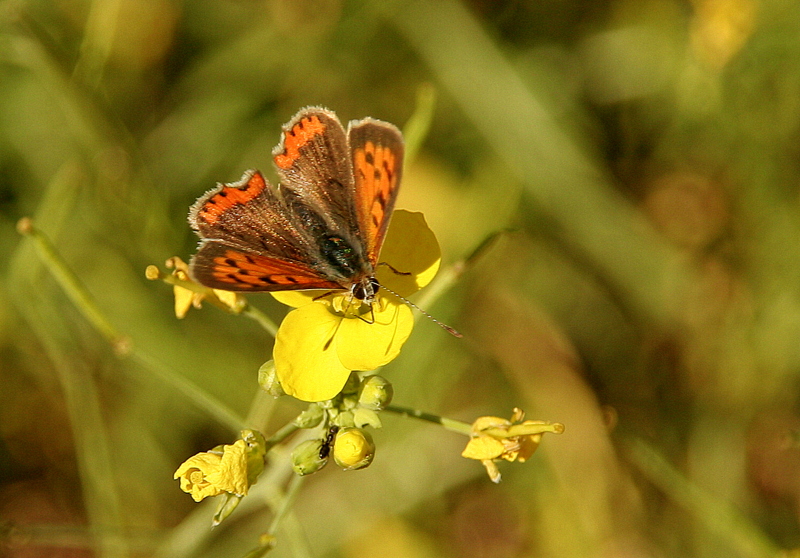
3,0 -> 800,556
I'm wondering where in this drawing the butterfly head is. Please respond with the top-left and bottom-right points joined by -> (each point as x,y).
350,275 -> 380,305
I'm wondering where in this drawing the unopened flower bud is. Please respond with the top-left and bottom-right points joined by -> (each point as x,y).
258,360 -> 284,397
294,403 -> 324,429
291,439 -> 328,476
333,427 -> 375,471
212,493 -> 242,526
240,430 -> 267,485
358,375 -> 393,410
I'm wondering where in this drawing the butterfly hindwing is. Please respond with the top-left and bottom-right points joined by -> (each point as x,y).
348,118 -> 404,266
190,241 -> 342,292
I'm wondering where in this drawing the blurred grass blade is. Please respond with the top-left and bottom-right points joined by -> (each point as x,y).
73,0 -> 123,88
389,0 -> 692,325
628,438 -> 779,558
403,84 -> 436,166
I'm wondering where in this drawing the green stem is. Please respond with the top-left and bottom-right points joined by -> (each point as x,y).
19,219 -> 247,432
264,422 -> 301,452
267,474 -> 305,537
242,304 -> 278,337
19,218 -> 122,346
384,405 -> 473,436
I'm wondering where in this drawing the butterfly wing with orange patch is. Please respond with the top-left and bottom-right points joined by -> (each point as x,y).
190,241 -> 343,292
188,170 -> 343,292
347,118 -> 404,266
271,107 -> 362,250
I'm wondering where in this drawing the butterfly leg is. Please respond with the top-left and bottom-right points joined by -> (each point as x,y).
378,261 -> 412,276
340,293 -> 376,325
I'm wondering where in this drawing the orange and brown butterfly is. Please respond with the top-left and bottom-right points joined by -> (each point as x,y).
188,107 -> 404,304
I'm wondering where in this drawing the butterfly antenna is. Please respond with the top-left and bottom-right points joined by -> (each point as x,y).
379,285 -> 463,338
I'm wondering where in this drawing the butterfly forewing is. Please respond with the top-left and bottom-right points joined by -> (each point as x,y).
348,118 -> 404,266
272,108 -> 361,246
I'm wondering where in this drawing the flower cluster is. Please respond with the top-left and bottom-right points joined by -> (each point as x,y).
164,207 -> 564,536
290,372 -> 393,476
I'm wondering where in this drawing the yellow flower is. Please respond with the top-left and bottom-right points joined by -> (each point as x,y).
164,257 -> 243,318
272,210 -> 441,402
174,439 -> 251,502
461,408 -> 564,483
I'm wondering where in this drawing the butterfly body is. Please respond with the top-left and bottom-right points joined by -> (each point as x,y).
188,107 -> 403,304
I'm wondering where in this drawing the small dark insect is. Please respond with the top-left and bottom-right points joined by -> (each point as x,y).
319,425 -> 340,460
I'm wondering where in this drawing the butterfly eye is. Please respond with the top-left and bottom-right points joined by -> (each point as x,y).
352,277 -> 380,301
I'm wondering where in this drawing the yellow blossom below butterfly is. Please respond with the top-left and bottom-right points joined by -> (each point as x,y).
272,210 -> 441,402
174,439 -> 250,502
461,408 -> 564,483
165,257 -> 243,318
174,430 -> 266,502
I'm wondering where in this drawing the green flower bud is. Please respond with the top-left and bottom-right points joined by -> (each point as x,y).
358,375 -> 393,410
257,360 -> 284,397
332,410 -> 355,428
212,493 -> 242,527
353,407 -> 382,429
240,429 -> 267,485
291,439 -> 328,476
294,403 -> 325,429
333,427 -> 375,471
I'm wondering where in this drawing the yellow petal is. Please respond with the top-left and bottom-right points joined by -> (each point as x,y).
271,290 -> 328,308
214,289 -> 241,310
174,452 -> 225,502
461,436 -> 505,460
173,285 -> 195,319
205,440 -> 249,496
482,459 -> 502,483
336,300 -> 413,371
332,427 -> 376,470
273,303 -> 352,402
515,435 -> 543,463
375,210 -> 441,298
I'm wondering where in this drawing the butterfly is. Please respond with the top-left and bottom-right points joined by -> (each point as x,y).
188,107 -> 403,306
